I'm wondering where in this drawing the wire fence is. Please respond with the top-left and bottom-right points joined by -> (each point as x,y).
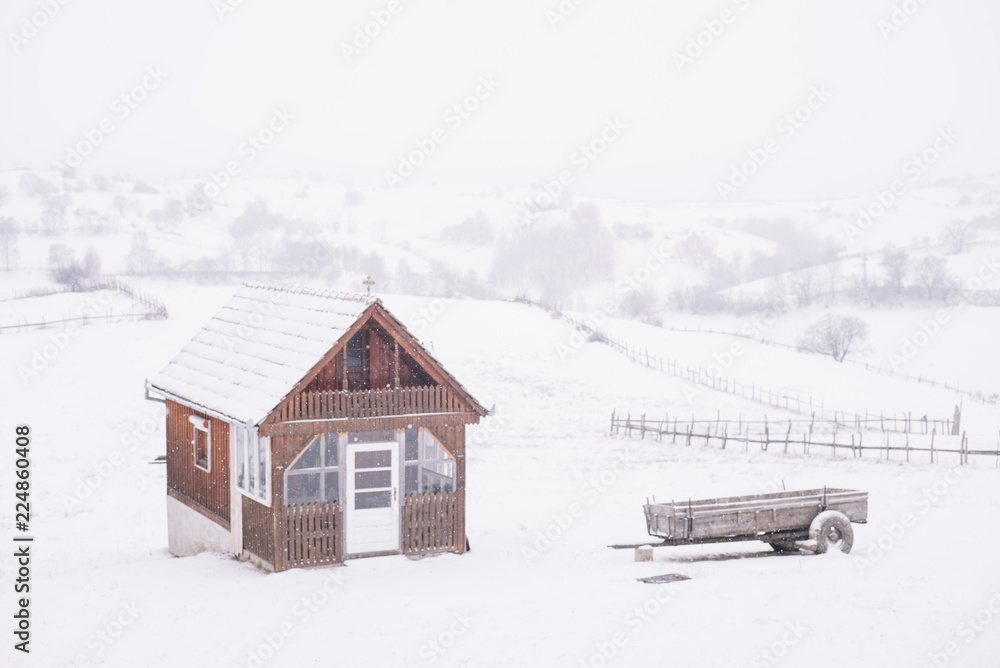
610,411 -> 999,467
659,324 -> 998,408
0,275 -> 168,333
511,295 -> 965,427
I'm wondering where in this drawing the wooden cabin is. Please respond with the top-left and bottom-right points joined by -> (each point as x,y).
145,283 -> 488,571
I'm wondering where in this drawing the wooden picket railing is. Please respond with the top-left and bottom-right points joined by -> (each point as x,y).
279,501 -> 342,570
274,385 -> 464,423
403,491 -> 461,555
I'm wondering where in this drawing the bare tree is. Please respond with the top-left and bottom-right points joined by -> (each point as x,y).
941,220 -> 976,254
620,286 -> 661,324
149,197 -> 184,229
0,217 -> 19,271
20,173 -> 54,198
124,231 -> 166,276
113,194 -> 141,219
798,314 -> 869,362
914,255 -> 953,301
822,262 -> 842,301
48,244 -> 88,289
880,245 -> 910,293
788,265 -> 818,307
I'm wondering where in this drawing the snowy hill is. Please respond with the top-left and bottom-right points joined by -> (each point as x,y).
2,289 -> 999,667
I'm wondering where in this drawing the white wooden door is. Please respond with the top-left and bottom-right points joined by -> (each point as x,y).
345,441 -> 399,554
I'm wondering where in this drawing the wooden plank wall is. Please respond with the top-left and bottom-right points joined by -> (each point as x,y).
299,321 -> 434,395
240,433 -> 313,568
279,501 -> 342,570
426,423 -> 467,554
303,351 -> 342,392
402,491 -> 461,555
241,495 -> 274,566
271,385 -> 475,424
369,329 -> 393,390
165,399 -> 230,524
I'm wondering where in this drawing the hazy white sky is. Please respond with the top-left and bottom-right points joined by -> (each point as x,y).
1,0 -> 998,202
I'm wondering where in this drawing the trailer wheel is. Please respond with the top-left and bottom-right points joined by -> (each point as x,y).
810,511 -> 853,554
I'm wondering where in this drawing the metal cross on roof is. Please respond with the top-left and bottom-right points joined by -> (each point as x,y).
363,275 -> 375,295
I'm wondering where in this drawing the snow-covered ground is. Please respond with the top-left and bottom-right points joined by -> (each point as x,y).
2,286 -> 998,668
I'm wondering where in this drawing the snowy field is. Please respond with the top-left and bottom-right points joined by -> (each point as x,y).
2,286 -> 999,668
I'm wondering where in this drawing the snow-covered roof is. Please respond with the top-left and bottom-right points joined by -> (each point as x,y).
148,283 -> 377,425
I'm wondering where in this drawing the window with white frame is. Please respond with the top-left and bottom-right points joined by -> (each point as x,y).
284,433 -> 339,506
235,425 -> 270,505
404,428 -> 455,495
190,415 -> 211,472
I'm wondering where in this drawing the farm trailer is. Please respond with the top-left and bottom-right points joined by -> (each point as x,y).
614,487 -> 868,555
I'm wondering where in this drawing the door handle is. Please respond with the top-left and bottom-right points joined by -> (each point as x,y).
393,487 -> 397,501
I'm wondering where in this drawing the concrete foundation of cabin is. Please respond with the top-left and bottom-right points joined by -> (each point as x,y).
166,495 -> 232,557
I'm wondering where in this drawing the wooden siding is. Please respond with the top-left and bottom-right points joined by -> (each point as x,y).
264,413 -> 478,438
403,492 -> 462,555
165,399 -> 230,523
298,319 -> 435,395
241,494 -> 274,566
276,501 -> 342,571
426,423 -> 467,554
269,385 -> 472,424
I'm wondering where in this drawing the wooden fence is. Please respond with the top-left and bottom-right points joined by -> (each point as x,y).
0,274 -> 168,333
403,491 -> 461,555
515,298 -> 963,430
274,385 -> 465,423
611,412 -> 1000,466
659,324 -> 998,408
278,501 -> 342,571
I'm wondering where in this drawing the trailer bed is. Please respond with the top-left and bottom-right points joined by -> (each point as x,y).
642,487 -> 867,547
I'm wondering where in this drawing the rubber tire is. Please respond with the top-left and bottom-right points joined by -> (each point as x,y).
767,542 -> 800,553
810,510 -> 854,554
